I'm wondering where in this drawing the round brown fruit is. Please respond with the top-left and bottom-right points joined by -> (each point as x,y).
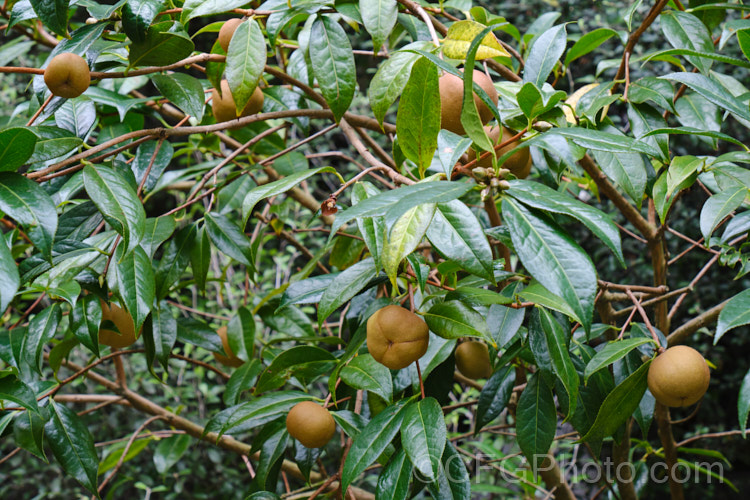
218,18 -> 243,53
467,126 -> 532,178
439,69 -> 498,136
98,301 -> 137,348
212,326 -> 244,368
367,305 -> 429,370
647,345 -> 710,407
286,401 -> 336,448
455,341 -> 492,379
211,79 -> 264,123
44,52 -> 91,99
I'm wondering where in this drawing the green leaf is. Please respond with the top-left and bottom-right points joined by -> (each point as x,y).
382,203 -> 435,287
29,0 -> 69,37
70,295 -> 102,357
182,0 -> 249,20
475,365 -> 515,432
0,127 -> 38,171
83,164 -> 145,255
227,306 -> 256,361
584,338 -> 655,383
154,224 -> 195,299
153,434 -> 191,474
341,353 -> 393,403
700,187 -> 747,241
426,441 -> 471,499
151,73 -> 205,122
205,391 -> 312,437
318,257 -> 377,323
0,172 -> 58,259
0,376 -> 40,413
516,372 -> 556,475
190,224 -> 211,292
487,303 -> 525,348
423,301 -> 494,345
255,346 -> 336,393
369,41 -> 431,126
28,126 -> 82,164
507,180 -> 625,266
716,289 -> 750,344
400,398 -> 446,482
254,423 -> 289,490
426,200 -> 495,283
13,410 -> 48,462
330,181 -> 473,238
360,0 -> 398,53
502,197 -> 596,333
45,400 -> 99,495
140,216 -> 176,258
564,28 -> 618,66
523,24 -> 566,87
108,244 -> 154,333
660,10 -> 715,74
341,400 -> 410,495
0,237 -> 19,313
376,448 -> 412,500
129,21 -> 194,67
242,167 -> 335,224
205,212 -> 254,269
309,16 -> 356,122
396,57 -> 441,175
660,72 -> 750,122
224,359 -> 263,406
591,149 -> 648,206
739,368 -> 750,437
25,304 -> 61,374
351,182 -> 385,269
537,308 -> 578,421
123,0 -> 165,43
226,19 -> 267,114
550,127 -> 662,157
142,300 -> 177,370
580,359 -> 650,444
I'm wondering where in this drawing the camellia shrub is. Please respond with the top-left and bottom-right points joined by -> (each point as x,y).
2,0 -> 750,498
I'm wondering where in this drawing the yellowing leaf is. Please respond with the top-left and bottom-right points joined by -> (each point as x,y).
442,20 -> 510,61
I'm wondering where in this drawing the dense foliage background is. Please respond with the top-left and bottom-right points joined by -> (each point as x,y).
2,0 -> 750,499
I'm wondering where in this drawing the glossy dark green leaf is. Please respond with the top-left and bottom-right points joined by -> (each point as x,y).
13,410 -> 47,461
580,359 -> 650,444
716,289 -> 750,344
190,224 -> 211,292
503,197 -> 596,333
396,57 -> 440,174
700,186 -> 747,241
537,308 -> 578,421
255,346 -> 336,393
242,167 -> 335,224
564,27 -> 618,66
660,10 -> 715,74
142,300 -> 177,370
523,24 -> 566,87
400,398 -> 445,482
423,301 -> 493,345
226,18 -> 267,113
182,0 -> 249,20
550,127 -> 661,157
0,375 -> 40,413
0,237 -> 19,313
341,353 -> 393,403
83,164 -> 145,255
45,400 -> 99,495
487,303 -> 525,348
205,212 -> 254,269
108,244 -> 154,333
351,182 -> 385,269
227,306 -> 256,361
140,216 -> 176,258
54,97 -> 96,138
176,316 -> 223,352
739,368 -> 750,437
309,16 -> 356,122
152,73 -> 205,122
205,391 -> 311,437
0,172 -> 57,259
425,441 -> 470,500
70,295 -> 102,357
516,372 -> 556,475
376,448 -> 412,500
29,0 -> 69,37
341,400 -> 410,495
628,102 -> 669,162
132,141 -> 174,195
129,21 -> 194,67
27,126 -> 82,164
660,72 -> 750,122
319,257 -> 377,323
426,200 -> 495,283
254,423 -> 289,490
123,0 -> 165,43
382,203 -> 435,286
25,304 -> 61,374
224,359 -> 262,406
584,338 -> 654,383
155,224 -> 195,299
280,273 -> 338,308
508,180 -> 624,266
331,181 -> 473,238
153,434 -> 191,474
475,365 -> 515,432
